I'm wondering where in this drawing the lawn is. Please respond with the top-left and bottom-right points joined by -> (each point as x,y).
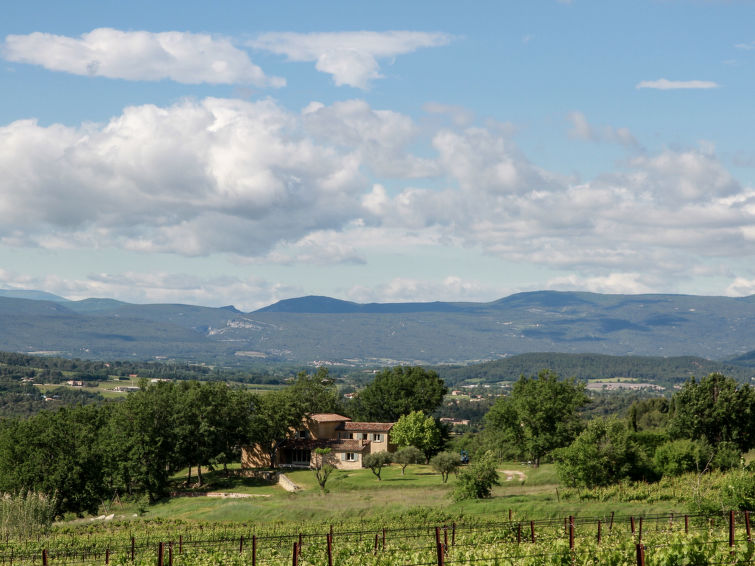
137,462 -> 686,526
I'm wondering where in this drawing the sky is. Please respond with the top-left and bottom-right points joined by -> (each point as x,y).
1,0 -> 755,311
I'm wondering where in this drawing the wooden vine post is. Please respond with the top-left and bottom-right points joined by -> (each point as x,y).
435,526 -> 445,566
729,510 -> 735,550
635,543 -> 645,566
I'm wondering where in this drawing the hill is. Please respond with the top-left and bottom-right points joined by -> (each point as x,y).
434,352 -> 754,387
0,290 -> 754,364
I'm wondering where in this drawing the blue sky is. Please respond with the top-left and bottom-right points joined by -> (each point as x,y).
1,0 -> 755,310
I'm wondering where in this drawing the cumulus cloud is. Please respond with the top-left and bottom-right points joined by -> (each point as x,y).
345,276 -> 508,304
0,97 -> 365,257
636,78 -> 719,90
365,125 -> 755,284
726,277 -> 755,297
567,111 -> 639,148
2,96 -> 755,294
248,31 -> 452,88
2,28 -> 284,86
302,99 -> 438,177
546,273 -> 658,295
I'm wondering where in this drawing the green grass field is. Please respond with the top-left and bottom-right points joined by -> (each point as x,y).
134,462 -> 688,526
35,379 -> 282,400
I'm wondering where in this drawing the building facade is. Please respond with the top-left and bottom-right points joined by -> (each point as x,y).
241,413 -> 396,470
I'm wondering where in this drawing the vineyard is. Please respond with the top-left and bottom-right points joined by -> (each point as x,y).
1,510 -> 753,565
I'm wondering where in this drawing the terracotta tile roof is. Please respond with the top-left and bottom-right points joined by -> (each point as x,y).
337,421 -> 394,432
309,413 -> 351,423
280,438 -> 369,452
329,439 -> 370,452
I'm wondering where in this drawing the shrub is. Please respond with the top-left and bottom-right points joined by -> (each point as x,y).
0,492 -> 56,539
653,439 -> 712,476
556,418 -> 650,488
688,463 -> 755,514
711,442 -> 741,471
452,451 -> 499,501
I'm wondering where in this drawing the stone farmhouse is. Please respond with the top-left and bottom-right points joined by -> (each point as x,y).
242,413 -> 396,471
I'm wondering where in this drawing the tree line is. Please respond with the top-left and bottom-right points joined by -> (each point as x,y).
0,365 -> 447,516
436,353 -> 752,388
460,370 -> 755,489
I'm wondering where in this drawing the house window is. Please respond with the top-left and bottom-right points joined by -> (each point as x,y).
361,433 -> 369,440
345,452 -> 357,462
373,433 -> 383,442
291,449 -> 311,465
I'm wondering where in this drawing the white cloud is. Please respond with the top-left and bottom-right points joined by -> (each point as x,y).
259,229 -> 366,265
345,276 -> 508,304
734,41 -> 755,50
567,111 -> 639,148
2,28 -> 284,86
636,78 -> 719,90
248,31 -> 452,88
547,273 -> 657,295
302,99 -> 438,178
0,97 -> 364,257
366,127 -> 755,283
726,277 -> 755,297
2,96 -> 755,296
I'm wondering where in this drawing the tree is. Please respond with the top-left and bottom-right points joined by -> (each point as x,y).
628,397 -> 670,432
247,390 -> 300,468
363,452 -> 392,480
485,370 -> 589,466
101,381 -> 180,503
452,451 -> 499,501
390,411 -> 443,462
430,451 -> 459,483
351,366 -> 447,422
312,448 -> 335,493
290,367 -> 343,416
392,446 -> 424,475
669,373 -> 755,452
0,405 -> 107,516
555,418 -> 650,488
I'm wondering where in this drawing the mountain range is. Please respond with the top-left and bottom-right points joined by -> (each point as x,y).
1,290 -> 754,366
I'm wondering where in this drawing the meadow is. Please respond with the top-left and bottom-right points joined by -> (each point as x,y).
0,461 -> 747,565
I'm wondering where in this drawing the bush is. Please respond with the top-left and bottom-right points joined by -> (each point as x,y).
688,464 -> 755,514
452,451 -> 499,501
712,442 -> 741,471
556,418 -> 650,488
653,439 -> 712,476
0,492 -> 56,538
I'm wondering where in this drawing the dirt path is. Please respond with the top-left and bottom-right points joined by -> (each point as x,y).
499,470 -> 526,481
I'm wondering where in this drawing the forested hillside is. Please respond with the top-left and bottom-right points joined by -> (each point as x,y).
435,352 -> 754,387
1,291 -> 755,363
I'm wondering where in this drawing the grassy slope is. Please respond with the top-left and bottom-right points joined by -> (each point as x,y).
139,463 -> 683,525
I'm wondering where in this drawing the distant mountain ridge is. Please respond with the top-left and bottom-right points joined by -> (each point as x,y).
255,295 -> 468,314
0,290 -> 754,365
